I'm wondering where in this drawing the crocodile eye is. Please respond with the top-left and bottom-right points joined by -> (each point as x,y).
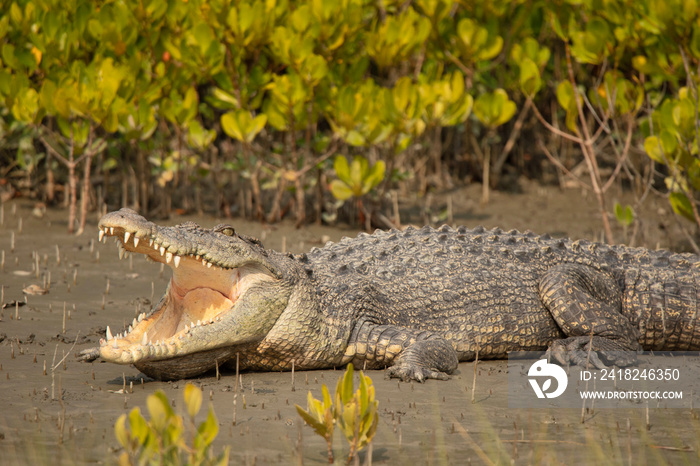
213,224 -> 235,236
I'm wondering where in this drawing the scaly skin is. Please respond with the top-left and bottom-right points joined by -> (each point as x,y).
79,208 -> 700,381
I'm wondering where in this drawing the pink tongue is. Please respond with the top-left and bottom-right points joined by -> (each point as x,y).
181,288 -> 234,323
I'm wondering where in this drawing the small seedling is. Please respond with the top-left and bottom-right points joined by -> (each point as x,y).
114,384 -> 229,466
296,364 -> 379,464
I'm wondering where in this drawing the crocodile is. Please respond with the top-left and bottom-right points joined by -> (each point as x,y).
79,208 -> 700,382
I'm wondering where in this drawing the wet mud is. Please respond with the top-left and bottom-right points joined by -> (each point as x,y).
2,183 -> 700,464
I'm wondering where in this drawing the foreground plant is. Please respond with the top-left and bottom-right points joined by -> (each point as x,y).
114,384 -> 229,466
296,364 -> 379,464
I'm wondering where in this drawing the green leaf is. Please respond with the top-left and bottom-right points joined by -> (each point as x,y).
246,114 -> 267,143
659,129 -> 678,157
9,2 -> 22,26
193,22 -> 214,54
556,81 -> 580,132
330,179 -> 354,201
147,391 -> 171,432
644,135 -> 666,164
2,43 -> 20,71
556,81 -> 575,111
12,87 -> 39,123
345,130 -> 366,147
669,192 -> 695,221
40,80 -> 57,115
519,58 -> 541,97
211,88 -> 239,110
349,157 -> 368,195
184,383 -> 202,419
221,111 -> 244,141
614,202 -> 634,227
333,156 -> 351,184
195,406 -> 219,449
362,160 -> 385,194
392,77 -> 413,113
296,405 -> 326,435
114,414 -> 129,448
340,363 -> 355,405
473,89 -> 516,128
128,408 -> 149,444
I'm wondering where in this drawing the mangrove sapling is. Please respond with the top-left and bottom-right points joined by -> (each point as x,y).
296,364 -> 379,465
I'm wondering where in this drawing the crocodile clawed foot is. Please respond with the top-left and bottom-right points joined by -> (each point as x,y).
385,364 -> 451,383
77,347 -> 101,362
547,336 -> 638,369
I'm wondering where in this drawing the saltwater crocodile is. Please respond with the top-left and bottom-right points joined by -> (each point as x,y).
79,208 -> 700,381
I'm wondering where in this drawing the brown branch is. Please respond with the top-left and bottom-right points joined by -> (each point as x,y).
493,98 -> 533,176
530,104 -> 584,144
537,138 -> 592,191
565,43 -> 613,244
602,115 -> 635,192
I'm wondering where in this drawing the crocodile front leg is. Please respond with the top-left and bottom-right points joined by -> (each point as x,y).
539,263 -> 641,368
344,319 -> 459,382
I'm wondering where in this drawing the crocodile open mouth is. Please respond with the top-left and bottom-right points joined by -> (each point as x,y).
96,224 -> 261,362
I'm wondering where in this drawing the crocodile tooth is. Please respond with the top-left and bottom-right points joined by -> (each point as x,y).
174,255 -> 181,268
124,231 -> 130,244
142,332 -> 148,346
133,236 -> 140,247
132,318 -> 137,328
118,245 -> 125,260
191,321 -> 196,328
113,338 -> 118,349
149,238 -> 154,247
98,229 -> 105,242
195,255 -> 201,260
197,319 -> 201,326
207,262 -> 212,268
100,338 -> 106,347
128,325 -> 133,333
160,246 -> 165,256
166,252 -> 173,264
106,326 -> 113,340
202,259 -> 207,267
138,313 -> 144,322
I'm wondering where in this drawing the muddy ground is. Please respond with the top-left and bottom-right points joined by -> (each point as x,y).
2,181 -> 700,465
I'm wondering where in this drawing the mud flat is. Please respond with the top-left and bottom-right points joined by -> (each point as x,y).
1,184 -> 700,464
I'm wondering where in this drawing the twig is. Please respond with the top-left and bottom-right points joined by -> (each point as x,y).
565,43 -> 613,243
537,138 -> 592,191
530,104 -> 584,144
51,331 -> 81,401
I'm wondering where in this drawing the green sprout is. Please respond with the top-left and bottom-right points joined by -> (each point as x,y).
114,384 -> 229,466
296,364 -> 379,464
